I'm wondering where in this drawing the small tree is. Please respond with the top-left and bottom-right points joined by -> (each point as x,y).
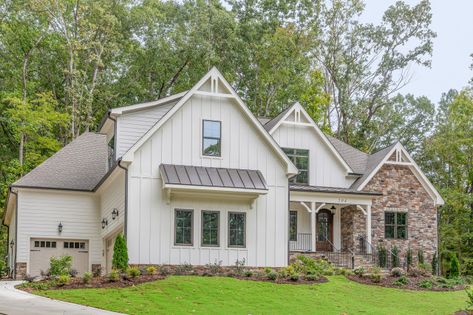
431,252 -> 438,276
112,233 -> 128,271
449,253 -> 460,278
417,249 -> 424,264
391,246 -> 399,268
377,245 -> 387,268
406,246 -> 413,270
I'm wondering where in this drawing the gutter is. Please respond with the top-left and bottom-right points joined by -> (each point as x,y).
9,187 -> 18,279
117,160 -> 128,240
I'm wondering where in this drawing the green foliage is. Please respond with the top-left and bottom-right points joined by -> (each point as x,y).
377,245 -> 387,268
393,276 -> 408,286
419,280 -> 433,289
108,269 -> 120,282
305,274 -> 319,281
407,247 -> 413,269
391,246 -> 400,268
466,288 -> 473,310
49,256 -> 72,277
205,261 -> 222,275
391,267 -> 404,278
244,270 -> 253,278
146,266 -> 157,275
57,274 -> 71,286
267,271 -> 278,281
432,252 -> 438,276
288,273 -> 300,281
353,267 -> 365,277
83,272 -> 93,284
418,262 -> 433,275
418,249 -> 425,265
234,258 -> 246,275
126,267 -> 141,278
449,253 -> 461,279
112,234 -> 128,272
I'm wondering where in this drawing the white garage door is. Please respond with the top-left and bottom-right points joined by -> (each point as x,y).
30,239 -> 89,277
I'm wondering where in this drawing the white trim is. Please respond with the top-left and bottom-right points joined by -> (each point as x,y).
356,142 -> 444,205
268,102 -> 353,174
163,183 -> 268,196
110,91 -> 188,115
121,67 -> 298,175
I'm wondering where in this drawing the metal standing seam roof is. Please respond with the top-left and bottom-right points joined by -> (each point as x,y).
159,164 -> 268,191
289,183 -> 382,196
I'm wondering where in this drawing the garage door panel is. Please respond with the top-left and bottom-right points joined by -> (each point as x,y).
30,239 -> 89,277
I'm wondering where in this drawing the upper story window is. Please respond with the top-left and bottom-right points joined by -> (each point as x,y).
202,120 -> 221,157
282,148 -> 309,184
385,212 -> 407,239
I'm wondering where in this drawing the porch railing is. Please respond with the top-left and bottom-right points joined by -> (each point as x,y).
322,239 -> 354,269
357,236 -> 396,270
289,233 -> 312,252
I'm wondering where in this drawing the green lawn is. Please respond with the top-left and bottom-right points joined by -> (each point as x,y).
36,276 -> 468,315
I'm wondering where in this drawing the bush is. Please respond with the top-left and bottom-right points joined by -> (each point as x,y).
82,272 -> 93,284
431,252 -> 438,276
267,271 -> 278,280
127,266 -> 141,278
391,267 -> 404,277
146,266 -> 157,275
205,261 -> 222,275
417,249 -> 424,264
377,245 -> 387,268
93,266 -> 102,277
160,266 -> 170,276
419,280 -> 433,289
391,246 -> 399,268
264,267 -> 273,274
371,273 -> 382,283
393,276 -> 408,286
57,274 -> 70,286
466,287 -> 473,310
407,267 -> 423,277
108,269 -> 120,282
449,253 -> 460,279
112,234 -> 128,272
289,273 -> 300,281
353,266 -> 365,277
49,255 -> 72,277
244,270 -> 253,277
418,262 -> 432,276
69,269 -> 78,278
305,274 -> 319,281
234,259 -> 246,275
406,246 -> 413,269
435,276 -> 464,289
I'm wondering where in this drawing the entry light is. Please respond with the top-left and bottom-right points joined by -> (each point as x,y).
58,222 -> 63,233
101,218 -> 108,229
112,208 -> 119,220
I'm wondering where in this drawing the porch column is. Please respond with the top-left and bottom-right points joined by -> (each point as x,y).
366,204 -> 372,253
310,202 -> 316,252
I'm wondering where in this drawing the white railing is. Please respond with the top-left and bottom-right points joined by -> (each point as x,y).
289,233 -> 312,251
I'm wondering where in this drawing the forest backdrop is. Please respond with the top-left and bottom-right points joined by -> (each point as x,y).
0,0 -> 471,275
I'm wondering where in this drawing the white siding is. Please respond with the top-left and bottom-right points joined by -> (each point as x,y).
116,102 -> 177,158
16,190 -> 101,274
272,124 -> 355,188
99,173 -> 125,238
7,209 -> 16,272
127,94 -> 289,267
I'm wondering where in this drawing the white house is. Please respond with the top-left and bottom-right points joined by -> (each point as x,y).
3,68 -> 444,278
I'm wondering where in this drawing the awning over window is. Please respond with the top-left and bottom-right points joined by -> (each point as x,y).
159,164 -> 268,196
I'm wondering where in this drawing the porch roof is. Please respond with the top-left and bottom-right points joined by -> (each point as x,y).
289,184 -> 382,196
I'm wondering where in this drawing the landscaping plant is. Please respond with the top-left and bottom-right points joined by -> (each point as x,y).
391,246 -> 399,268
391,267 -> 404,277
393,276 -> 408,286
83,272 -> 93,284
267,271 -> 278,281
49,255 -> 72,277
108,269 -> 120,282
112,234 -> 128,272
406,246 -> 413,270
466,287 -> 473,310
354,266 -> 365,277
127,266 -> 141,278
432,252 -> 438,276
449,253 -> 460,279
377,245 -> 387,268
146,266 -> 157,275
418,249 -> 424,264
57,274 -> 71,286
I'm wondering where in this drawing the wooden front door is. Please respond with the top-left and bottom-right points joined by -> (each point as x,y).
316,209 -> 334,251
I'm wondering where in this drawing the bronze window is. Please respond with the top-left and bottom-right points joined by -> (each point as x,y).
385,212 -> 407,239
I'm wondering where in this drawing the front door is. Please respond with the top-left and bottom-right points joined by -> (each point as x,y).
316,209 -> 333,251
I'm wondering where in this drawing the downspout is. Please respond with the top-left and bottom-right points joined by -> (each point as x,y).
287,179 -> 290,266
117,160 -> 128,240
10,187 -> 18,279
107,111 -> 117,162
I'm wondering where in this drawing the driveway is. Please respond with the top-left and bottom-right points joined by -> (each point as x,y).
0,281 -> 124,315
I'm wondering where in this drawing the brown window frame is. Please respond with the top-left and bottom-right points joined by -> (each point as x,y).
228,212 -> 246,248
201,211 -> 220,247
384,211 -> 408,240
174,209 -> 194,246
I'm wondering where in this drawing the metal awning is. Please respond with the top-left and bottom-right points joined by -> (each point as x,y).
289,184 -> 382,196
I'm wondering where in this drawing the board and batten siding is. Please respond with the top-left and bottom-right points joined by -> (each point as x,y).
116,102 -> 177,158
7,210 -> 16,272
272,124 -> 355,188
127,94 -> 289,267
99,173 -> 125,238
16,189 -> 102,273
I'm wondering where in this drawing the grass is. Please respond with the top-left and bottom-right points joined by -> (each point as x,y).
36,276 -> 468,315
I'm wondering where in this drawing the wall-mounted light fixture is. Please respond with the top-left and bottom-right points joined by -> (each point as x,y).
112,208 -> 119,220
101,218 -> 108,229
330,205 -> 336,211
58,222 -> 63,233
10,240 -> 14,249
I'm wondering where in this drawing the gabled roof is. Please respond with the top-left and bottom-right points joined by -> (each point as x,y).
12,133 -> 109,191
121,67 -> 298,175
263,105 -> 293,132
326,135 -> 368,174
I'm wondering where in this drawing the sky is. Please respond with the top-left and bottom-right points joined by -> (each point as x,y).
362,0 -> 473,103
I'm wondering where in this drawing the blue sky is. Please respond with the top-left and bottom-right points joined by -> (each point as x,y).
363,0 -> 473,102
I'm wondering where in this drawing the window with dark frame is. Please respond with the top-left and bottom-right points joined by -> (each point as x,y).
289,211 -> 297,241
282,148 -> 309,184
228,212 -> 246,247
175,209 -> 193,246
385,212 -> 407,239
202,120 -> 221,156
34,240 -> 57,248
201,211 -> 219,247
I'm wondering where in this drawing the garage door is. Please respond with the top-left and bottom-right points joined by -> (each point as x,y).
30,239 -> 89,277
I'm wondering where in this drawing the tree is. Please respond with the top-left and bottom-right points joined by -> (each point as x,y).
112,233 -> 128,271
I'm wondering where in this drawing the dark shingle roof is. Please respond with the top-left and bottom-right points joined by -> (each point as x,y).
263,104 -> 295,131
325,135 -> 369,174
160,164 -> 268,190
289,184 -> 382,196
13,133 -> 109,191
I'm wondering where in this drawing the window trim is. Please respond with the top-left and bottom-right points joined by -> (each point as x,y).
289,210 -> 298,241
202,119 -> 222,157
384,211 -> 408,240
282,147 -> 309,184
174,209 -> 194,246
201,210 -> 220,247
228,212 -> 246,248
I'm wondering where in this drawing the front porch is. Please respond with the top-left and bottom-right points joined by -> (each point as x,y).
289,185 -> 382,268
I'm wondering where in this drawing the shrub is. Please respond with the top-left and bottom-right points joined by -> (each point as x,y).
393,276 -> 408,286
127,266 -> 141,278
449,253 -> 460,279
434,276 -> 464,289
244,270 -> 253,277
57,274 -> 71,286
205,260 -> 222,275
160,266 -> 170,276
391,246 -> 399,268
353,266 -> 365,277
267,271 -> 278,281
466,287 -> 473,310
371,273 -> 382,283
112,234 -> 129,272
108,269 -> 120,282
49,255 -> 72,276
289,273 -> 300,281
418,262 -> 432,276
431,252 -> 438,276
234,259 -> 246,275
264,267 -> 273,274
176,262 -> 194,275
406,246 -> 413,269
377,245 -> 387,268
93,266 -> 102,277
419,280 -> 433,289
69,269 -> 78,278
417,249 -> 424,264
305,274 -> 319,281
391,267 -> 404,277
146,266 -> 157,275
24,274 -> 37,283
83,272 -> 93,284
408,267 -> 423,277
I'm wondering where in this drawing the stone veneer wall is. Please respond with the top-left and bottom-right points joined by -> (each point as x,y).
15,262 -> 27,279
341,206 -> 366,253
362,164 -> 438,264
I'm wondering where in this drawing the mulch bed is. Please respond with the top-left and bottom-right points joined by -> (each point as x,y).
454,311 -> 473,315
347,274 -> 466,291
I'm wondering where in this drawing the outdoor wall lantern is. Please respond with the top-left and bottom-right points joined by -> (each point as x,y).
112,208 -> 119,220
10,240 -> 14,249
330,205 -> 336,211
58,222 -> 63,233
101,218 -> 108,229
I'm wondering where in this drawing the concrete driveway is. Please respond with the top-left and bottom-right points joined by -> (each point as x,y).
0,281 -> 124,315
